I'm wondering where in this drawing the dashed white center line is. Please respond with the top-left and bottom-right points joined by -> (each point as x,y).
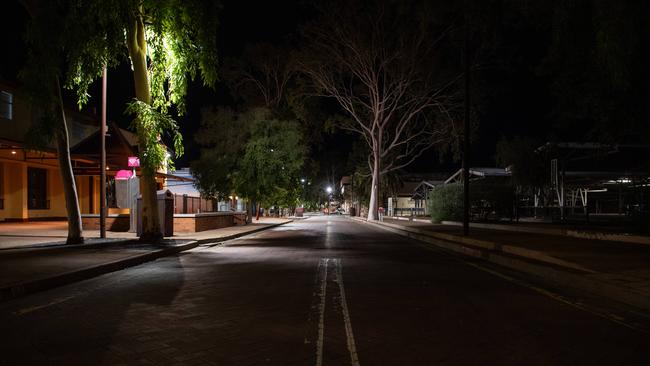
311,258 -> 361,366
316,258 -> 329,366
332,258 -> 361,366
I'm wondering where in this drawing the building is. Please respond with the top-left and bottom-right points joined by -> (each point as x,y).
411,180 -> 445,216
387,181 -> 421,217
0,82 -> 103,221
534,142 -> 650,222
165,167 -> 245,213
0,82 -> 248,233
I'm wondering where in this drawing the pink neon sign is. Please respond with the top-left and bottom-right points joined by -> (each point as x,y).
128,156 -> 140,167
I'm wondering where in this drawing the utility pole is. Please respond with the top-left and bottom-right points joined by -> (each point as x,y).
462,6 -> 471,236
100,67 -> 107,238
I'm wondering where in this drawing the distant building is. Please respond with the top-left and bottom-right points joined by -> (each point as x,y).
387,181 -> 421,216
165,167 -> 245,213
411,180 -> 445,216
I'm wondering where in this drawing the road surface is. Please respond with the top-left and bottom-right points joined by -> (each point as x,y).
1,216 -> 648,365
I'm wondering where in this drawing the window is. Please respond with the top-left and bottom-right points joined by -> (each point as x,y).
0,91 -> 13,120
0,163 -> 4,209
28,167 -> 48,209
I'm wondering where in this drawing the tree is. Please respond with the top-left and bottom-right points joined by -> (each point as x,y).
299,1 -> 458,220
193,107 -> 306,220
35,0 -> 219,241
21,0 -> 84,244
222,43 -> 295,110
495,136 -> 544,189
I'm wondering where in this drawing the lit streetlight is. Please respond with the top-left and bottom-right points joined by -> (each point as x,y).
326,186 -> 332,215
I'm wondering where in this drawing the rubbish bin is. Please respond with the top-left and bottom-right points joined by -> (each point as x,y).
295,207 -> 304,217
137,189 -> 174,237
349,207 -> 356,217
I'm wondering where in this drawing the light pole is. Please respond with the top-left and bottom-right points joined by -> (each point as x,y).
100,67 -> 107,239
326,186 -> 332,215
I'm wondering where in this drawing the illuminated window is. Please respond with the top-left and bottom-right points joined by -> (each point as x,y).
0,91 -> 13,120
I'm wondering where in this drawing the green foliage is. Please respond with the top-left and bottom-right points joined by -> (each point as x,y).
193,107 -> 307,208
191,108 -> 245,200
428,181 -> 515,223
125,100 -> 183,174
23,0 -> 220,174
145,0 -> 220,114
428,184 -> 464,223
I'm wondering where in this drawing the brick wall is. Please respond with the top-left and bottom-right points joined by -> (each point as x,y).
82,212 -> 248,233
174,212 -> 246,233
82,215 -> 130,232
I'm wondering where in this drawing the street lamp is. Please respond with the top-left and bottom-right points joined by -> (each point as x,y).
326,186 -> 332,215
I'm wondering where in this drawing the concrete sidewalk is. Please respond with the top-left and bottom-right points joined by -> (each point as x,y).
0,218 -> 292,302
354,217 -> 650,312
0,217 -> 290,250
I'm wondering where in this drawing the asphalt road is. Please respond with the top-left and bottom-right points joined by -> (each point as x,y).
1,216 -> 648,365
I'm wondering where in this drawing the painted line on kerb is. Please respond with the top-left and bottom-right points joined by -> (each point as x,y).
333,258 -> 361,366
316,258 -> 328,366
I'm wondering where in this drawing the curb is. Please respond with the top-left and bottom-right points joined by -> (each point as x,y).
364,219 -> 593,273
0,238 -> 139,256
195,220 -> 293,245
440,220 -> 650,246
351,217 -> 650,312
0,240 -> 198,303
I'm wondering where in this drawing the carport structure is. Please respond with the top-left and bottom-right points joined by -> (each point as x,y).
534,142 -> 650,222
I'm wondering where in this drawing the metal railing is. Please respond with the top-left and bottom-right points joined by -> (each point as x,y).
391,207 -> 426,216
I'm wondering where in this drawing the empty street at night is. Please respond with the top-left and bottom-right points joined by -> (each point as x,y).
1,216 -> 648,365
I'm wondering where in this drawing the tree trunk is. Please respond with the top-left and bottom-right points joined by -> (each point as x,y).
256,203 -> 261,220
127,10 -> 162,242
245,200 -> 252,224
367,152 -> 380,220
54,78 -> 83,244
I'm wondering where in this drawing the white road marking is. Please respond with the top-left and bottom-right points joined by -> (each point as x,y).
460,259 -> 650,334
316,258 -> 329,366
14,295 -> 76,316
332,258 -> 361,366
311,258 -> 361,366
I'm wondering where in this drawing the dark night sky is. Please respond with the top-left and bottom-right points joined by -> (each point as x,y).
2,0 -> 648,176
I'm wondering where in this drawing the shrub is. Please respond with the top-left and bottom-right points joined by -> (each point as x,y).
428,183 -> 463,223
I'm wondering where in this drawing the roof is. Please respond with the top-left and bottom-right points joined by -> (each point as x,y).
164,169 -> 200,196
536,142 -> 650,153
412,180 -> 446,199
445,167 -> 511,184
119,129 -> 138,147
393,181 -> 421,196
70,122 -> 136,169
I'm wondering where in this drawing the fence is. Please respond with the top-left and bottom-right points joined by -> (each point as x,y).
392,207 -> 426,217
173,194 -> 216,214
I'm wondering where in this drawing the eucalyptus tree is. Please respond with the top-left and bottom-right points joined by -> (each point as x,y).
21,0 -> 85,243
299,1 -> 459,220
29,0 -> 219,241
222,43 -> 295,110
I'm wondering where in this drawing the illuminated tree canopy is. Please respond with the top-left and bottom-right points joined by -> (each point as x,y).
25,0 -> 221,240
